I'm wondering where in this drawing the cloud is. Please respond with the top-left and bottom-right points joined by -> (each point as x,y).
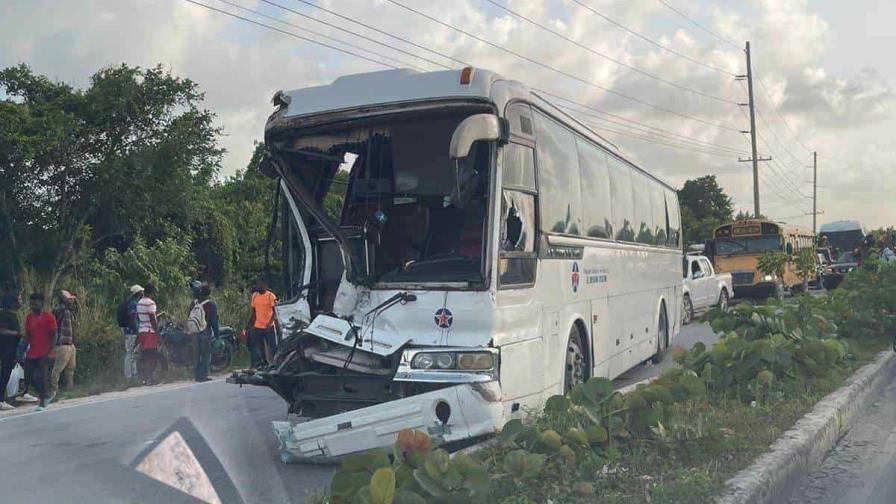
1,0 -> 894,227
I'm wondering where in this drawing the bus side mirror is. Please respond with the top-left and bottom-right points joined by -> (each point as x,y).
449,114 -> 509,160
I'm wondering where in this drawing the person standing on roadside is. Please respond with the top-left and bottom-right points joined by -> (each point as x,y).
0,291 -> 22,411
247,280 -> 277,369
116,285 -> 143,382
136,284 -> 161,385
23,293 -> 57,410
48,290 -> 77,401
189,281 -> 219,382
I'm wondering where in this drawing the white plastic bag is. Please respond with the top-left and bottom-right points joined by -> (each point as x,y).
6,363 -> 23,399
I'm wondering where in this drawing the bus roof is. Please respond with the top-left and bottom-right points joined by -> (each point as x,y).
277,68 -> 501,118
819,220 -> 864,234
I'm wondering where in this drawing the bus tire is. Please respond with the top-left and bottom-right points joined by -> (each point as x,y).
682,294 -> 694,325
651,304 -> 669,365
564,326 -> 588,393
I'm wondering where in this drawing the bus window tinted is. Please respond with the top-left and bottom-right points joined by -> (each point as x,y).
533,111 -> 583,236
608,156 -> 635,241
665,189 -> 681,248
576,139 -> 613,239
503,143 -> 536,190
651,183 -> 667,246
631,171 -> 655,245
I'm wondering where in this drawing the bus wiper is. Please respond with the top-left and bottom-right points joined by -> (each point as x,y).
364,291 -> 417,318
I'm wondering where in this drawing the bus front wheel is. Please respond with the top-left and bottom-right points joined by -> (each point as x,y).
564,327 -> 588,393
651,305 -> 669,365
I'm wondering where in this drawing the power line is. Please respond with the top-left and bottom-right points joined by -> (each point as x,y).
656,0 -> 742,51
755,131 -> 812,199
555,104 -> 750,155
292,0 -> 470,68
755,107 -> 811,168
567,0 -> 737,77
753,71 -> 814,153
214,0 -> 430,71
537,88 -> 744,137
583,121 -> 746,158
182,0 -> 399,69
252,0 -> 452,70
481,0 -> 739,104
384,0 -> 743,132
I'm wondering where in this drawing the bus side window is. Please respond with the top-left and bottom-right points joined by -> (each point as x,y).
499,143 -> 538,287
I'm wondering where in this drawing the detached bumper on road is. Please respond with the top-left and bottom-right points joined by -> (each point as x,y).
272,381 -> 504,462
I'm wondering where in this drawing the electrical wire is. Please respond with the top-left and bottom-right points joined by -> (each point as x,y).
255,0 -> 452,70
567,0 -> 738,77
293,0 -> 470,68
214,0 -> 430,71
655,0 -> 743,51
384,0 -> 743,132
183,0 -> 399,69
537,87 -> 744,135
481,0 -> 739,104
557,104 -> 750,155
754,71 -> 814,153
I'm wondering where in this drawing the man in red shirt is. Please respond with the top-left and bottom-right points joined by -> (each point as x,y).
24,292 -> 57,410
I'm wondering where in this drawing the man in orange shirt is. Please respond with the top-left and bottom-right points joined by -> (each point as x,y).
247,280 -> 277,369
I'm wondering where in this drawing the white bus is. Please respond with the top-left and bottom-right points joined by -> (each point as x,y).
231,67 -> 683,461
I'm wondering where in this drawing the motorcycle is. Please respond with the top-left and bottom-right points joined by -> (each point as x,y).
157,312 -> 238,373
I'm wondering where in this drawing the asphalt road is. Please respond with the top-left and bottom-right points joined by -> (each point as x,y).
0,320 -> 718,504
777,381 -> 896,504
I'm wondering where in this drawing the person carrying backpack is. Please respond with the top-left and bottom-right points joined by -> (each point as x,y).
117,285 -> 143,383
188,281 -> 219,382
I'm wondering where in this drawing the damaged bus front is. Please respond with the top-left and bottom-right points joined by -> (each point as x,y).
231,69 -> 513,461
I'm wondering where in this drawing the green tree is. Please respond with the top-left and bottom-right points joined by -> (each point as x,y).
677,175 -> 734,246
0,63 -> 221,291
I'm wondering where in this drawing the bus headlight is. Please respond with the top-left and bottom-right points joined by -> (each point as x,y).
411,351 -> 494,370
763,275 -> 774,281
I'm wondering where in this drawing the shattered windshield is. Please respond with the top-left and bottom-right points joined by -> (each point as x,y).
283,112 -> 492,285
715,235 -> 782,256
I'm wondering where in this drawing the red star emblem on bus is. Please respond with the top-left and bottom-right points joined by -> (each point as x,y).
434,308 -> 453,329
571,262 -> 580,293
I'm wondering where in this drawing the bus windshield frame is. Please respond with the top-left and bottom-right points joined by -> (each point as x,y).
715,235 -> 782,256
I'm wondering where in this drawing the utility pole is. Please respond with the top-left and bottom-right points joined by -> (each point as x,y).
812,151 -> 817,235
736,41 -> 771,218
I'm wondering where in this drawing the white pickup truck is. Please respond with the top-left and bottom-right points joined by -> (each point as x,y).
682,254 -> 732,324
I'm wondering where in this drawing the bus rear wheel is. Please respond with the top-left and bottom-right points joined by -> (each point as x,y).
651,305 -> 669,365
564,327 -> 587,393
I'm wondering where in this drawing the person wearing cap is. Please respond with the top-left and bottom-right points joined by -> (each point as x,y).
0,290 -> 23,411
136,284 -> 161,385
119,285 -> 144,382
48,290 -> 77,400
23,292 -> 57,410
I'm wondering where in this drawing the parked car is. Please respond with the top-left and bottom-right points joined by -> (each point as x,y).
822,250 -> 859,290
682,254 -> 733,325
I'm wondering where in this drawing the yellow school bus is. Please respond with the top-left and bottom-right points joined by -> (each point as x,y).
712,220 -> 815,298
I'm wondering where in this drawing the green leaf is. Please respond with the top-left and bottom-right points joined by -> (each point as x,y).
393,490 -> 427,504
585,425 -> 608,443
543,394 -> 571,413
370,468 -> 396,504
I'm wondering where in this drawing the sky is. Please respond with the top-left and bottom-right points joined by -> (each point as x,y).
1,0 -> 894,229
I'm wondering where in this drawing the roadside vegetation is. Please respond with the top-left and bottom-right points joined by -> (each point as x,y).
311,266 -> 896,504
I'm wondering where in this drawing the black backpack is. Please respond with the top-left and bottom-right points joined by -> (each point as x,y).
116,301 -> 131,329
